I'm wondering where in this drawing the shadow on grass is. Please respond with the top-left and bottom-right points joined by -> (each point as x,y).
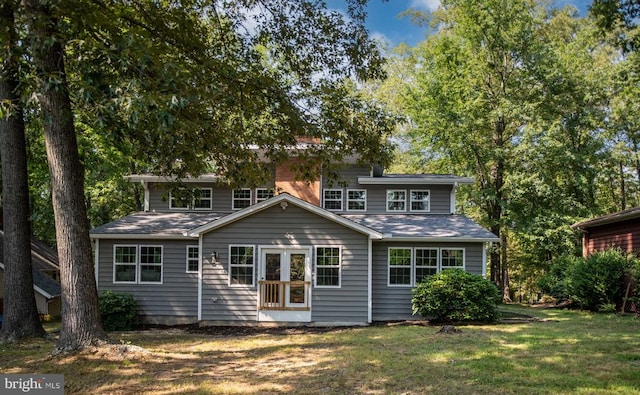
1,307 -> 638,394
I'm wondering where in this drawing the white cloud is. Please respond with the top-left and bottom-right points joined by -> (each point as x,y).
410,0 -> 441,11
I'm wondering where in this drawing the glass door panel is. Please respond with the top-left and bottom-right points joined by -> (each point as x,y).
264,253 -> 281,305
288,253 -> 306,304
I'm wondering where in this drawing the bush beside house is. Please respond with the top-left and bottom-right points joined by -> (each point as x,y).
98,291 -> 138,331
412,269 -> 501,323
539,249 -> 640,312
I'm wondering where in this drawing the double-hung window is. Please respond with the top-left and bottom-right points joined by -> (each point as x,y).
388,248 -> 412,286
410,190 -> 430,212
256,188 -> 274,203
315,247 -> 341,287
323,189 -> 343,211
114,245 -> 163,284
186,246 -> 199,273
193,189 -> 213,210
346,189 -> 366,211
114,245 -> 137,283
169,189 -> 190,210
233,189 -> 252,210
415,248 -> 438,284
229,245 -> 254,286
388,247 -> 465,286
386,190 -> 406,212
139,246 -> 163,283
441,248 -> 464,269
170,188 -> 212,210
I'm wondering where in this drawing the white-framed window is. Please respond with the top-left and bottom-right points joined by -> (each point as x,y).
323,189 -> 343,211
233,189 -> 252,210
346,189 -> 366,211
114,245 -> 163,284
229,245 -> 255,286
139,245 -> 163,283
415,248 -> 438,284
387,247 -> 466,287
193,188 -> 213,210
315,246 -> 341,287
170,188 -> 212,210
169,189 -> 190,210
441,248 -> 465,269
386,190 -> 406,212
256,188 -> 274,203
114,245 -> 137,283
410,190 -> 430,212
186,245 -> 199,273
388,248 -> 412,286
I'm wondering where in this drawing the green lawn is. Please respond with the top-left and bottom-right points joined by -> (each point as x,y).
1,306 -> 639,394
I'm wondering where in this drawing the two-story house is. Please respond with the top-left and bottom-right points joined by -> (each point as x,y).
90,155 -> 499,326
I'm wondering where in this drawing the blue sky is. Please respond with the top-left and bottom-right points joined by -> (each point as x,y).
327,0 -> 594,48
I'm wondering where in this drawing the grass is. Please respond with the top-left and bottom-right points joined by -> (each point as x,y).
1,305 -> 639,394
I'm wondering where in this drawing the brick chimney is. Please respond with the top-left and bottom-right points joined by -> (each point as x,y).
274,158 -> 321,206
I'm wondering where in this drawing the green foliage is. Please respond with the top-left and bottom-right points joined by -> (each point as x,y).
411,269 -> 501,322
538,253 -> 581,301
98,291 -> 138,331
567,249 -> 636,312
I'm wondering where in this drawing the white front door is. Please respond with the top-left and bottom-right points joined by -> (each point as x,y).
258,247 -> 312,322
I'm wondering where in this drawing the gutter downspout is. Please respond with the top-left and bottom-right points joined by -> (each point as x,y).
198,236 -> 203,322
368,237 -> 373,324
142,181 -> 150,212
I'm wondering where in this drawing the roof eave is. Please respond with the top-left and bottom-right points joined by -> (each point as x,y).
124,174 -> 222,183
358,177 -> 475,185
90,233 -> 197,240
572,209 -> 640,229
381,236 -> 500,243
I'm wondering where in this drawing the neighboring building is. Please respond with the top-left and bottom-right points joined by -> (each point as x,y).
572,207 -> 640,257
0,230 -> 62,317
90,155 -> 499,326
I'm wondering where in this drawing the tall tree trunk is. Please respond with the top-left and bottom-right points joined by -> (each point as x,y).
24,0 -> 107,353
0,0 -> 47,341
489,120 -> 507,299
619,161 -> 626,210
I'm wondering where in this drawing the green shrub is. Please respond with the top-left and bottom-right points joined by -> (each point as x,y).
538,254 -> 579,302
98,290 -> 138,331
566,249 -> 633,312
411,269 -> 501,323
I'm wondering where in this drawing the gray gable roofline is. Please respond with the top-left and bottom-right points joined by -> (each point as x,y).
186,193 -> 384,239
0,262 -> 60,299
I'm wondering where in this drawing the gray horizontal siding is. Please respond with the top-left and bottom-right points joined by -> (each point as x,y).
371,241 -> 485,321
363,184 -> 452,214
201,203 -> 370,323
147,182 -> 275,213
96,239 -> 199,321
322,164 -> 370,188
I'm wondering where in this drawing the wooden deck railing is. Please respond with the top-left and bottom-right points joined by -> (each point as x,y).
258,280 -> 311,311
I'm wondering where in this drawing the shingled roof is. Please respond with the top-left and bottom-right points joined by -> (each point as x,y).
0,230 -> 61,299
